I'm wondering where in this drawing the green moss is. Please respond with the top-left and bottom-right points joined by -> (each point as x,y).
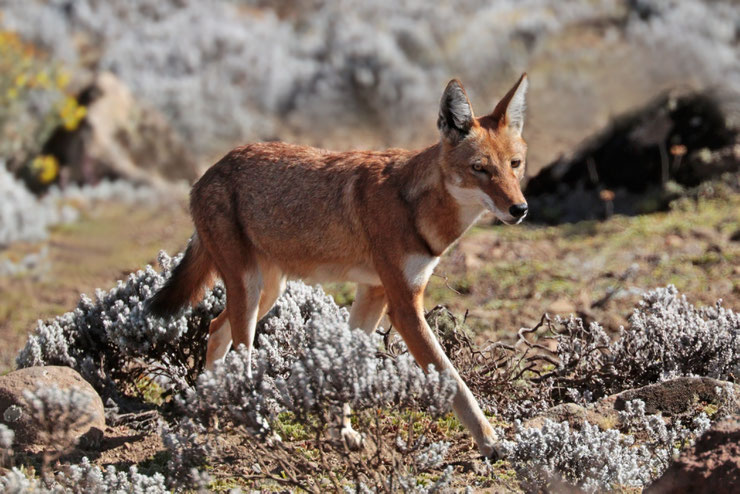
273,412 -> 313,441
434,413 -> 465,434
135,376 -> 165,406
208,477 -> 242,491
323,282 -> 355,307
702,403 -> 719,417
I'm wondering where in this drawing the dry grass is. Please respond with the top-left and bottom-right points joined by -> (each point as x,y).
0,199 -> 193,374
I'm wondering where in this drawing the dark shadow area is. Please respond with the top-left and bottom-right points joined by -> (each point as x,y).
525,90 -> 739,224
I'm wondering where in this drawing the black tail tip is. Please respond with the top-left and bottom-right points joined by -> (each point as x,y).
144,288 -> 180,319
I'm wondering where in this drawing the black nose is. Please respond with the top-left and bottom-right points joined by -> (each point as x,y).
509,203 -> 528,218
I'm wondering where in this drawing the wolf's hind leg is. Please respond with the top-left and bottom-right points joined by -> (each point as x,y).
335,285 -> 388,450
349,284 -> 387,334
205,309 -> 231,370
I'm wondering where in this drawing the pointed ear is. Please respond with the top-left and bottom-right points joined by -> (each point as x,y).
491,73 -> 528,135
437,79 -> 475,143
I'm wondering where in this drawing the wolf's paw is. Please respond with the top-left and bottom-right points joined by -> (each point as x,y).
340,425 -> 364,451
476,428 -> 508,460
480,441 -> 508,461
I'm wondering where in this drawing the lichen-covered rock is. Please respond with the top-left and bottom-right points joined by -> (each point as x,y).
612,377 -> 739,417
524,402 -> 617,431
0,366 -> 105,447
646,416 -> 740,494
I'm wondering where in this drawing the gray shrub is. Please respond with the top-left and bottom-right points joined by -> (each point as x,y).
176,281 -> 457,430
16,251 -> 225,402
11,246 -> 736,491
23,385 -> 96,457
0,457 -> 168,494
502,399 -> 711,492
553,285 -> 739,401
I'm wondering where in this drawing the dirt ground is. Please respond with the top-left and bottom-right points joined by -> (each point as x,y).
0,200 -> 194,374
2,192 -> 739,375
0,189 -> 738,491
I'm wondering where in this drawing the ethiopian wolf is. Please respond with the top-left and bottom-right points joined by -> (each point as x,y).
147,75 -> 530,457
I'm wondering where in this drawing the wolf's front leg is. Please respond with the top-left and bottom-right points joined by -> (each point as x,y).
380,263 -> 501,458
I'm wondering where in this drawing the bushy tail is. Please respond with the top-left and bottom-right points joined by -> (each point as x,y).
146,234 -> 215,318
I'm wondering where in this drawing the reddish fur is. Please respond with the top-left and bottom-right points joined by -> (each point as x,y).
146,235 -> 216,317
147,75 -> 530,457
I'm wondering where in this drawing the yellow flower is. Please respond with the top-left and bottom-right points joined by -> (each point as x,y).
55,70 -> 70,89
6,87 -> 18,100
35,70 -> 50,87
58,97 -> 87,131
14,73 -> 27,87
31,155 -> 59,184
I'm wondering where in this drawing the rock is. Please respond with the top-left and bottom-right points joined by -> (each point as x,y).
547,298 -> 577,315
645,416 -> 740,494
609,377 -> 739,417
0,366 -> 105,448
525,91 -> 739,224
528,378 -> 740,434
524,402 -> 618,431
40,72 -> 199,190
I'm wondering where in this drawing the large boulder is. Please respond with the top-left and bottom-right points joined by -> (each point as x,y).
612,377 -> 739,417
593,377 -> 740,420
0,366 -> 105,448
646,416 -> 740,494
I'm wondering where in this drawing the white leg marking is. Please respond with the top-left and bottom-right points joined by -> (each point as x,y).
349,285 -> 387,334
241,271 -> 263,380
337,402 -> 363,450
403,254 -> 440,289
205,320 -> 232,371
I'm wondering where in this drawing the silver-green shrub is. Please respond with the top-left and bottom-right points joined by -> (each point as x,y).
167,281 -> 457,489
553,285 -> 739,402
0,457 -> 168,494
615,286 -> 739,383
0,423 -> 13,468
22,385 -> 96,457
16,251 -> 225,402
0,161 -> 77,248
177,281 -> 456,430
502,399 -> 711,492
0,161 -> 163,252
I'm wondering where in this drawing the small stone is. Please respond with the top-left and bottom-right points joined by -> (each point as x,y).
665,234 -> 683,248
548,298 -> 576,315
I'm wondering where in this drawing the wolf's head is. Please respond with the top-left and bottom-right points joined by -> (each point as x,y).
437,74 -> 529,224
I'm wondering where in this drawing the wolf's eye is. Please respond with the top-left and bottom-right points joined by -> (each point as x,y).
472,162 -> 484,172
511,159 -> 522,169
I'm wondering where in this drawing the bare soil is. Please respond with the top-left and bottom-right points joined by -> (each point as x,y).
0,190 -> 737,491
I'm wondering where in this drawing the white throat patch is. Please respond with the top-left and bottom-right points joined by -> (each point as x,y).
445,183 -> 488,229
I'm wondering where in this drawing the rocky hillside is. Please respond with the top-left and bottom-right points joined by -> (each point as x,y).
3,0 -> 738,175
